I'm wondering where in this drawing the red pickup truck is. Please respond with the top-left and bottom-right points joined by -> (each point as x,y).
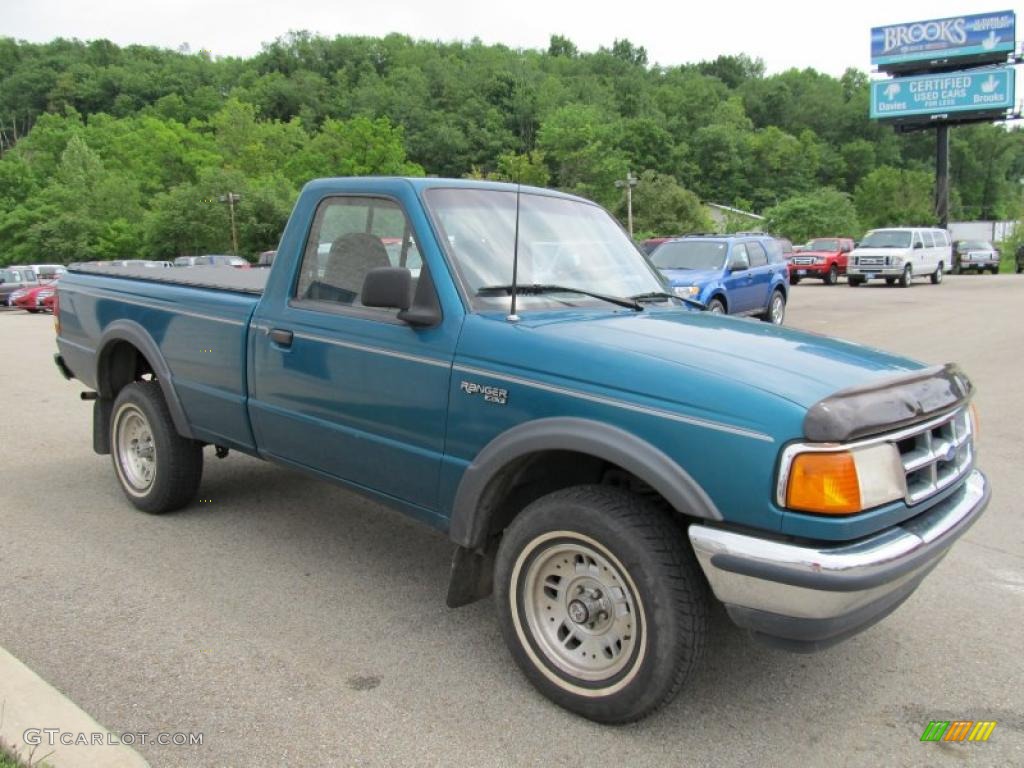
788,237 -> 854,285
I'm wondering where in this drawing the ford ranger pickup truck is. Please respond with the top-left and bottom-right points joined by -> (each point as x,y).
53,178 -> 989,723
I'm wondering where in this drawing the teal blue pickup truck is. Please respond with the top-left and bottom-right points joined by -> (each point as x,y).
53,178 -> 989,723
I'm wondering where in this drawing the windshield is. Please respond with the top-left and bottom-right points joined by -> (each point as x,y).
807,238 -> 840,251
860,230 -> 912,249
957,240 -> 992,251
425,188 -> 665,311
0,269 -> 16,283
649,241 -> 728,271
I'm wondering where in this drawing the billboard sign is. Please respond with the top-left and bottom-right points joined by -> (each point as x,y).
871,11 -> 1015,70
870,68 -> 1015,121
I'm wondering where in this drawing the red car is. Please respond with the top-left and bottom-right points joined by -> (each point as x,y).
11,282 -> 58,313
788,237 -> 854,285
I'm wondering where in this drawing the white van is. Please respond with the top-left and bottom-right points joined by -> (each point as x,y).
847,228 -> 951,287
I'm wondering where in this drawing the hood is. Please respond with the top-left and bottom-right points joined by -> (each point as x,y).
461,309 -> 926,419
658,268 -> 722,286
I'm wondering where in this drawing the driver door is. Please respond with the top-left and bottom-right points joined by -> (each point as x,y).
248,195 -> 455,510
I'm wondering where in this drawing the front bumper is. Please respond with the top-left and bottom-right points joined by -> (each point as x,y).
847,265 -> 904,277
789,265 -> 827,276
688,469 -> 989,651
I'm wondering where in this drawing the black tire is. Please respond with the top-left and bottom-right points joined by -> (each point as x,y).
110,381 -> 203,513
494,485 -> 708,724
706,297 -> 726,314
885,277 -> 896,286
990,266 -> 999,275
26,308 -> 40,314
824,264 -> 838,285
898,264 -> 912,288
761,289 -> 785,325
848,277 -> 863,287
790,275 -> 800,285
930,263 -> 943,285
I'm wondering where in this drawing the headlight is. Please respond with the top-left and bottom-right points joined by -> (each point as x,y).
892,255 -> 904,265
779,443 -> 906,515
814,257 -> 825,264
673,286 -> 700,298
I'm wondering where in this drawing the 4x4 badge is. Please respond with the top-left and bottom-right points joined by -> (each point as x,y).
460,380 -> 508,405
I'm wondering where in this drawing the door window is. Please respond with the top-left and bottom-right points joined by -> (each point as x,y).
922,231 -> 935,248
295,197 -> 421,309
746,242 -> 768,267
730,243 -> 750,269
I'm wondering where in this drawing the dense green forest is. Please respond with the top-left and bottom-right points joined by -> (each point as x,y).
0,33 -> 1022,263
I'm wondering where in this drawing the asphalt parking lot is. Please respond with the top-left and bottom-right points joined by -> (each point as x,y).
1,274 -> 1022,767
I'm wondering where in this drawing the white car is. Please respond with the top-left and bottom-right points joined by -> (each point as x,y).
847,227 -> 951,287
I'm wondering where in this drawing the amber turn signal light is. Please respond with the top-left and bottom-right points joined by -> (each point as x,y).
786,451 -> 862,515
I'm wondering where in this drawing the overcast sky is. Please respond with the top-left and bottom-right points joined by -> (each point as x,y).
5,0 -> 1016,77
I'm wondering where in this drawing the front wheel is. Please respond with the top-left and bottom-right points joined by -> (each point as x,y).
824,264 -> 838,285
494,486 -> 708,723
848,277 -> 863,287
898,264 -> 913,288
930,263 -> 943,284
706,297 -> 726,314
111,381 -> 203,513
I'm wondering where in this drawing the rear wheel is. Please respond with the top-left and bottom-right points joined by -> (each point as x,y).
824,264 -> 838,285
930,263 -> 943,285
111,381 -> 203,514
898,264 -> 913,288
885,277 -> 896,286
494,486 -> 708,723
763,289 -> 785,325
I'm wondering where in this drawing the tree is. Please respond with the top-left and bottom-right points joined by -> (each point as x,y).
764,188 -> 861,243
854,167 -> 936,229
618,170 -> 711,237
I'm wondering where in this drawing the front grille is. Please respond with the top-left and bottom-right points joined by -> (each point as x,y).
792,256 -> 815,265
895,408 -> 973,504
856,255 -> 888,267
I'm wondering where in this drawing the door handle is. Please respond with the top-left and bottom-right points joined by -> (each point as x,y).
269,328 -> 293,347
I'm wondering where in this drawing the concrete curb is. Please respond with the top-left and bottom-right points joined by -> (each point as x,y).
0,646 -> 149,768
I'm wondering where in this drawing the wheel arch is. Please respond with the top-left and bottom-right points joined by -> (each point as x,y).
95,320 -> 193,442
449,417 -> 721,552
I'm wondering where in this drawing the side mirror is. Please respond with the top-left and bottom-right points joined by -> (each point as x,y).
362,267 -> 412,311
914,241 -> 924,249
728,256 -> 749,272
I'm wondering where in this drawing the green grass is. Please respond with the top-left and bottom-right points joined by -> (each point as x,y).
0,750 -> 22,768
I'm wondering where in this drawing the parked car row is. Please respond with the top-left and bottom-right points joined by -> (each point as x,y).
1,264 -> 64,310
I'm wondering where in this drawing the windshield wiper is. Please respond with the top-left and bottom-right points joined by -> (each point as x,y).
629,291 -> 706,310
477,284 -> 643,311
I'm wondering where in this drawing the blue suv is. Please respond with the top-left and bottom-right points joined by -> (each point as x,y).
649,234 -> 790,324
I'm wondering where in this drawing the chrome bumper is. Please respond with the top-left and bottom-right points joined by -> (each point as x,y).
847,266 -> 903,276
688,470 -> 989,651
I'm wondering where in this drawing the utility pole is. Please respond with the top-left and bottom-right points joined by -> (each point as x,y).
935,125 -> 949,230
219,192 -> 241,255
615,171 -> 638,237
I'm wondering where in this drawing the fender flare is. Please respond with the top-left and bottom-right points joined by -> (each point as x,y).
95,320 -> 194,439
448,417 -> 721,549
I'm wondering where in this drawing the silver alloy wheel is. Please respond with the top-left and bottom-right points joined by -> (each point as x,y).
935,264 -> 943,283
770,292 -> 785,325
708,300 -> 725,314
114,404 -> 157,495
514,534 -> 645,692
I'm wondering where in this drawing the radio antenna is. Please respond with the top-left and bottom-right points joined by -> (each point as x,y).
507,180 -> 522,323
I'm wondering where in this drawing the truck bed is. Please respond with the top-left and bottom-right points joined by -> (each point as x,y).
57,266 -> 262,453
69,264 -> 268,294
